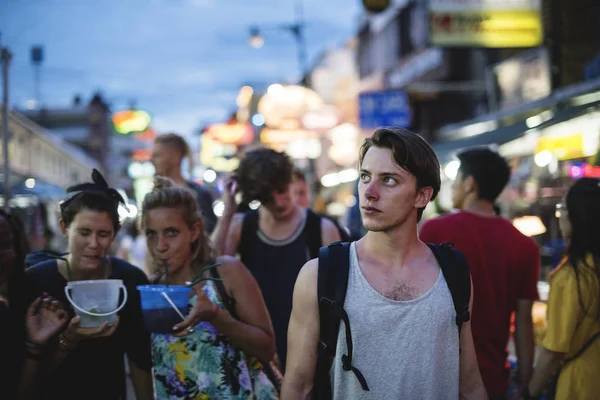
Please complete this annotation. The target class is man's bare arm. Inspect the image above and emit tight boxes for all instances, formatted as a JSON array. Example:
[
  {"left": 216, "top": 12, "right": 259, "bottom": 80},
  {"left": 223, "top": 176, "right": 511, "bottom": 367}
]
[
  {"left": 459, "top": 279, "right": 488, "bottom": 400},
  {"left": 281, "top": 259, "right": 320, "bottom": 400},
  {"left": 320, "top": 218, "right": 341, "bottom": 247}
]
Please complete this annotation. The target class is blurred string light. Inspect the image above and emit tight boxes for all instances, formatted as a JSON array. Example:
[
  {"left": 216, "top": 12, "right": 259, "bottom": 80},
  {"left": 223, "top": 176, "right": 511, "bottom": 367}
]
[
  {"left": 203, "top": 169, "right": 217, "bottom": 183},
  {"left": 249, "top": 200, "right": 261, "bottom": 210},
  {"left": 321, "top": 169, "right": 359, "bottom": 188},
  {"left": 444, "top": 160, "right": 460, "bottom": 180},
  {"left": 251, "top": 114, "right": 265, "bottom": 126},
  {"left": 534, "top": 150, "right": 553, "bottom": 167},
  {"left": 213, "top": 200, "right": 225, "bottom": 217},
  {"left": 25, "top": 178, "right": 36, "bottom": 189}
]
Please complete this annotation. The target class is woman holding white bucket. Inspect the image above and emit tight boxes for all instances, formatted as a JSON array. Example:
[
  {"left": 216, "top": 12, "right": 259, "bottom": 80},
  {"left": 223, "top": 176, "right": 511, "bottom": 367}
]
[
  {"left": 141, "top": 176, "right": 279, "bottom": 399},
  {"left": 22, "top": 170, "right": 154, "bottom": 400}
]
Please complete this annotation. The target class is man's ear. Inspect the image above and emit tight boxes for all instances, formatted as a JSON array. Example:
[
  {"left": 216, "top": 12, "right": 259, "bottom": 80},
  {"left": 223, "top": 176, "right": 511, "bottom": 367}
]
[
  {"left": 415, "top": 186, "right": 434, "bottom": 209},
  {"left": 59, "top": 219, "right": 68, "bottom": 236},
  {"left": 464, "top": 175, "right": 477, "bottom": 194}
]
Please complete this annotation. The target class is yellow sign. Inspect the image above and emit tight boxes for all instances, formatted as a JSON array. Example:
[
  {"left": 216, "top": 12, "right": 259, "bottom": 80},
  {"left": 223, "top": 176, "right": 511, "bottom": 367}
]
[
  {"left": 430, "top": 10, "right": 542, "bottom": 47},
  {"left": 536, "top": 134, "right": 585, "bottom": 161}
]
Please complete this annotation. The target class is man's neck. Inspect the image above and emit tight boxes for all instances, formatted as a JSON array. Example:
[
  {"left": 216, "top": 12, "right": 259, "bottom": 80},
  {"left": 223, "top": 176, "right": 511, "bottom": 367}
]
[
  {"left": 358, "top": 222, "right": 421, "bottom": 268},
  {"left": 462, "top": 198, "right": 496, "bottom": 217},
  {"left": 164, "top": 170, "right": 187, "bottom": 186},
  {"left": 260, "top": 205, "right": 303, "bottom": 227}
]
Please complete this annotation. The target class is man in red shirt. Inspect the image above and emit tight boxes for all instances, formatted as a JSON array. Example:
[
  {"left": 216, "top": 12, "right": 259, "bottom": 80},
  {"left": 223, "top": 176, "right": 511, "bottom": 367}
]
[{"left": 420, "top": 147, "right": 539, "bottom": 400}]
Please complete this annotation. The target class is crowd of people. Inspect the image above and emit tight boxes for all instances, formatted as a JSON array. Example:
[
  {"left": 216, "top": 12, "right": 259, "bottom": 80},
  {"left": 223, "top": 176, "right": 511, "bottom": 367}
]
[{"left": 0, "top": 128, "right": 599, "bottom": 400}]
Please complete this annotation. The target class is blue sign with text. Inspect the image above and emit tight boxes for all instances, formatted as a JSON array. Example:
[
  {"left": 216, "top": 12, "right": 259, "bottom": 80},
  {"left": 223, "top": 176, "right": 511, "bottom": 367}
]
[{"left": 359, "top": 90, "right": 411, "bottom": 129}]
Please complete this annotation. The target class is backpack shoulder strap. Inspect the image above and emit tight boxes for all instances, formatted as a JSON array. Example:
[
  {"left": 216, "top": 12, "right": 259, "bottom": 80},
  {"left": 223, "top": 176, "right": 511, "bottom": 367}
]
[
  {"left": 238, "top": 210, "right": 259, "bottom": 263},
  {"left": 427, "top": 243, "right": 471, "bottom": 336},
  {"left": 317, "top": 241, "right": 351, "bottom": 354},
  {"left": 315, "top": 241, "right": 369, "bottom": 395},
  {"left": 209, "top": 267, "right": 239, "bottom": 320},
  {"left": 305, "top": 209, "right": 322, "bottom": 259}
]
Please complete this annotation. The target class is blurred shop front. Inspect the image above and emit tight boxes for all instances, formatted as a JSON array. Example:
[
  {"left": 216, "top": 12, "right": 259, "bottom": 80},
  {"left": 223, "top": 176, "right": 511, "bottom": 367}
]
[{"left": 431, "top": 71, "right": 600, "bottom": 280}]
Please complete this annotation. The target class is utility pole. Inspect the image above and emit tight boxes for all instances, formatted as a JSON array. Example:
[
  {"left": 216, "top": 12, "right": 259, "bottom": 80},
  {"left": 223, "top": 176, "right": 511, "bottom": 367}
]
[{"left": 1, "top": 35, "right": 12, "bottom": 212}]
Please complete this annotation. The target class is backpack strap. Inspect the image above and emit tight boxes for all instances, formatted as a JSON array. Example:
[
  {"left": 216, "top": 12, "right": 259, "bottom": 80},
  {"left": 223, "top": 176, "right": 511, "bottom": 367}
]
[
  {"left": 305, "top": 209, "right": 322, "bottom": 259},
  {"left": 315, "top": 241, "right": 369, "bottom": 396},
  {"left": 238, "top": 210, "right": 259, "bottom": 264},
  {"left": 427, "top": 243, "right": 471, "bottom": 338}
]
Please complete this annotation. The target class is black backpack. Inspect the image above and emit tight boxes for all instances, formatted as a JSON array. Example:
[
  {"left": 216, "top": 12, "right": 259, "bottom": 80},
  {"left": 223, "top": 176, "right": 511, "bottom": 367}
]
[{"left": 313, "top": 241, "right": 471, "bottom": 399}]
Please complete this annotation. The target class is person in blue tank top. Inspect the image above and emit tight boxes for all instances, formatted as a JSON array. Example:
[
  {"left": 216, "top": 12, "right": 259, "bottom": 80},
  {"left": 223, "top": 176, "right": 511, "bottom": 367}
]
[{"left": 210, "top": 148, "right": 341, "bottom": 372}]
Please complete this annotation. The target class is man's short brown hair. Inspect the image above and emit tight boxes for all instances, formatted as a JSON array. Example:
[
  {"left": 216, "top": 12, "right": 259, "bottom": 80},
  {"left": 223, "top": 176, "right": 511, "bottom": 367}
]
[
  {"left": 236, "top": 147, "right": 294, "bottom": 204},
  {"left": 359, "top": 127, "right": 441, "bottom": 221}
]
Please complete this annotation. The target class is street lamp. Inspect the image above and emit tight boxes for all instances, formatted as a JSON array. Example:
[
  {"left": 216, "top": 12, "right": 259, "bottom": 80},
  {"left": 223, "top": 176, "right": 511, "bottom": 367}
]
[{"left": 247, "top": 1, "right": 309, "bottom": 85}]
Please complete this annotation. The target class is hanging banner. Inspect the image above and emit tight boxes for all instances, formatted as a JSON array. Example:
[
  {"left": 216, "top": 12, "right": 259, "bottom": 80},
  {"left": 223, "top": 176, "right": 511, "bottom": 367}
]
[{"left": 429, "top": 0, "right": 542, "bottom": 48}]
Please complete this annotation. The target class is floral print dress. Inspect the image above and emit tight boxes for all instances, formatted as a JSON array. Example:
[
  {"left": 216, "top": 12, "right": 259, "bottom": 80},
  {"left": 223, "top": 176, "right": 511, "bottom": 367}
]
[{"left": 151, "top": 281, "right": 279, "bottom": 400}]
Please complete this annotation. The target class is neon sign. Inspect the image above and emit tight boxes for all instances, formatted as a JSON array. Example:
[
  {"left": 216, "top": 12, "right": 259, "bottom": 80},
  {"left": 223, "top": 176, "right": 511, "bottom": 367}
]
[{"left": 112, "top": 110, "right": 152, "bottom": 135}]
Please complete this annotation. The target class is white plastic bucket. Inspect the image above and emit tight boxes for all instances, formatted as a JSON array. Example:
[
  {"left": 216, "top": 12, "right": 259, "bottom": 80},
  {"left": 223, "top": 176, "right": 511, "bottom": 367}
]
[{"left": 65, "top": 279, "right": 128, "bottom": 328}]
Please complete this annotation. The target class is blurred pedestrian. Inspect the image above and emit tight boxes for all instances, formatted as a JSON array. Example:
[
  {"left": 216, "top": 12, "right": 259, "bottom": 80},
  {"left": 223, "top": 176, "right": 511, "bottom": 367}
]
[
  {"left": 118, "top": 220, "right": 148, "bottom": 276},
  {"left": 522, "top": 178, "right": 600, "bottom": 400},
  {"left": 292, "top": 168, "right": 351, "bottom": 242},
  {"left": 151, "top": 133, "right": 217, "bottom": 234},
  {"left": 212, "top": 148, "right": 341, "bottom": 371},
  {"left": 0, "top": 210, "right": 70, "bottom": 400},
  {"left": 420, "top": 148, "right": 540, "bottom": 400},
  {"left": 282, "top": 128, "right": 486, "bottom": 399},
  {"left": 22, "top": 169, "right": 153, "bottom": 400},
  {"left": 142, "top": 176, "right": 279, "bottom": 399}
]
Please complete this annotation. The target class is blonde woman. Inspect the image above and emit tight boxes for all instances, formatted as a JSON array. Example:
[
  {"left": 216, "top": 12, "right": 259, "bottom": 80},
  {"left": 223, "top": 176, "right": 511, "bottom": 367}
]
[{"left": 142, "top": 177, "right": 278, "bottom": 399}]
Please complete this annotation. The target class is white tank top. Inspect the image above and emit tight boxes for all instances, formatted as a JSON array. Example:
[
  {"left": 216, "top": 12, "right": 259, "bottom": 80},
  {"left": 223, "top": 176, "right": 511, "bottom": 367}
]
[{"left": 330, "top": 242, "right": 460, "bottom": 399}]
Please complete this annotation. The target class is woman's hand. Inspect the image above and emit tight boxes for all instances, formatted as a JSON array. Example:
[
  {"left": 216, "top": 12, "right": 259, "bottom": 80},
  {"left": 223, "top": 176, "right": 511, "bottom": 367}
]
[
  {"left": 61, "top": 315, "right": 120, "bottom": 346},
  {"left": 25, "top": 295, "right": 69, "bottom": 345},
  {"left": 172, "top": 286, "right": 219, "bottom": 336}
]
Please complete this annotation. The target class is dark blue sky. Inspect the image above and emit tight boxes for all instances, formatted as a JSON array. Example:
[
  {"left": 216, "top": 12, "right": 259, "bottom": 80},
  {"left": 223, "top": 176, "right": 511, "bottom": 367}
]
[{"left": 1, "top": 0, "right": 360, "bottom": 135}]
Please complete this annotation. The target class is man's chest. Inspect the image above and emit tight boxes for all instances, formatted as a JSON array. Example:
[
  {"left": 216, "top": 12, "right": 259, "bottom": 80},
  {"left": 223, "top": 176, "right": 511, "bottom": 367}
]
[{"left": 361, "top": 265, "right": 440, "bottom": 301}]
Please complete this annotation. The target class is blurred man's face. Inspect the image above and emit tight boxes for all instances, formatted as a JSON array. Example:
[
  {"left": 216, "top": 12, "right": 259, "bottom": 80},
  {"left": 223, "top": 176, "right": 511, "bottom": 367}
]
[
  {"left": 292, "top": 178, "right": 310, "bottom": 208},
  {"left": 263, "top": 184, "right": 296, "bottom": 220},
  {"left": 151, "top": 143, "right": 180, "bottom": 177},
  {"left": 451, "top": 171, "right": 472, "bottom": 210}
]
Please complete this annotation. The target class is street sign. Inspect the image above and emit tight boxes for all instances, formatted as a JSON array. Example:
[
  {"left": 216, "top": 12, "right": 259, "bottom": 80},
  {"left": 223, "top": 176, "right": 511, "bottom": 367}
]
[{"left": 359, "top": 90, "right": 411, "bottom": 129}]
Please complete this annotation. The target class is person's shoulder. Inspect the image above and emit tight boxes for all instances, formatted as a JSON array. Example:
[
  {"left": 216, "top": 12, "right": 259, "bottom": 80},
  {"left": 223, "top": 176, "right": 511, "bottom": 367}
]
[
  {"left": 25, "top": 259, "right": 58, "bottom": 279},
  {"left": 423, "top": 212, "right": 465, "bottom": 227},
  {"left": 110, "top": 257, "right": 149, "bottom": 284},
  {"left": 186, "top": 181, "right": 212, "bottom": 196}
]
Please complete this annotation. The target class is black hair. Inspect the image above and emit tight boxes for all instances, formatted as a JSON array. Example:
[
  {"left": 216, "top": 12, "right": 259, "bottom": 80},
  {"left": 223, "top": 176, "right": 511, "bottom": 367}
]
[
  {"left": 564, "top": 178, "right": 600, "bottom": 319},
  {"left": 457, "top": 147, "right": 510, "bottom": 202},
  {"left": 59, "top": 169, "right": 124, "bottom": 232}
]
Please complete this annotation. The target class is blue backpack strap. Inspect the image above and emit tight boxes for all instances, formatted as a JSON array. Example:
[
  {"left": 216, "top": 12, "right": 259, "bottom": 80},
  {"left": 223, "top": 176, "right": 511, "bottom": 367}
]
[
  {"left": 315, "top": 241, "right": 369, "bottom": 397},
  {"left": 427, "top": 243, "right": 471, "bottom": 337}
]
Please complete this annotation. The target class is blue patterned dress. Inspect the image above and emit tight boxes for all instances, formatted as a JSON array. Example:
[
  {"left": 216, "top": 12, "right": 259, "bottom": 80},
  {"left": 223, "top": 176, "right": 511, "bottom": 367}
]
[{"left": 151, "top": 281, "right": 279, "bottom": 399}]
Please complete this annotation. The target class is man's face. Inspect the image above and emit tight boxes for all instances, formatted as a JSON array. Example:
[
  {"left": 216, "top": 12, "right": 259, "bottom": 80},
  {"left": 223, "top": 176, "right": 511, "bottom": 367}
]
[
  {"left": 358, "top": 146, "right": 431, "bottom": 232},
  {"left": 263, "top": 184, "right": 296, "bottom": 220},
  {"left": 292, "top": 179, "right": 310, "bottom": 208},
  {"left": 151, "top": 143, "right": 179, "bottom": 177}
]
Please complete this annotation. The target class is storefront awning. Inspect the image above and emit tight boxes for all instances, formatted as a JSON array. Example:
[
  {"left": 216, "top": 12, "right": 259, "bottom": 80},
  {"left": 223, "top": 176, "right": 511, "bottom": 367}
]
[{"left": 433, "top": 77, "right": 600, "bottom": 165}]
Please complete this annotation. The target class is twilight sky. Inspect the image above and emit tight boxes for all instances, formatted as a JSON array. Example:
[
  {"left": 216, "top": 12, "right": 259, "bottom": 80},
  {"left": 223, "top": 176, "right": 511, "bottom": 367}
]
[{"left": 1, "top": 0, "right": 361, "bottom": 135}]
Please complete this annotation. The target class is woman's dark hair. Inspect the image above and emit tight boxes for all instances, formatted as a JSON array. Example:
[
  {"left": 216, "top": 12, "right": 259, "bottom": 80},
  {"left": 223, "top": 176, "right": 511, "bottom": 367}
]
[
  {"left": 564, "top": 178, "right": 600, "bottom": 318},
  {"left": 0, "top": 210, "right": 30, "bottom": 282},
  {"left": 60, "top": 169, "right": 124, "bottom": 232}
]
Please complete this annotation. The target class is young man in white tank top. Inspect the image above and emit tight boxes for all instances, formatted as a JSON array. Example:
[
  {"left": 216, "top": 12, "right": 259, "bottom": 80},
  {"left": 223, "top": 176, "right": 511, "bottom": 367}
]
[{"left": 282, "top": 128, "right": 487, "bottom": 399}]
